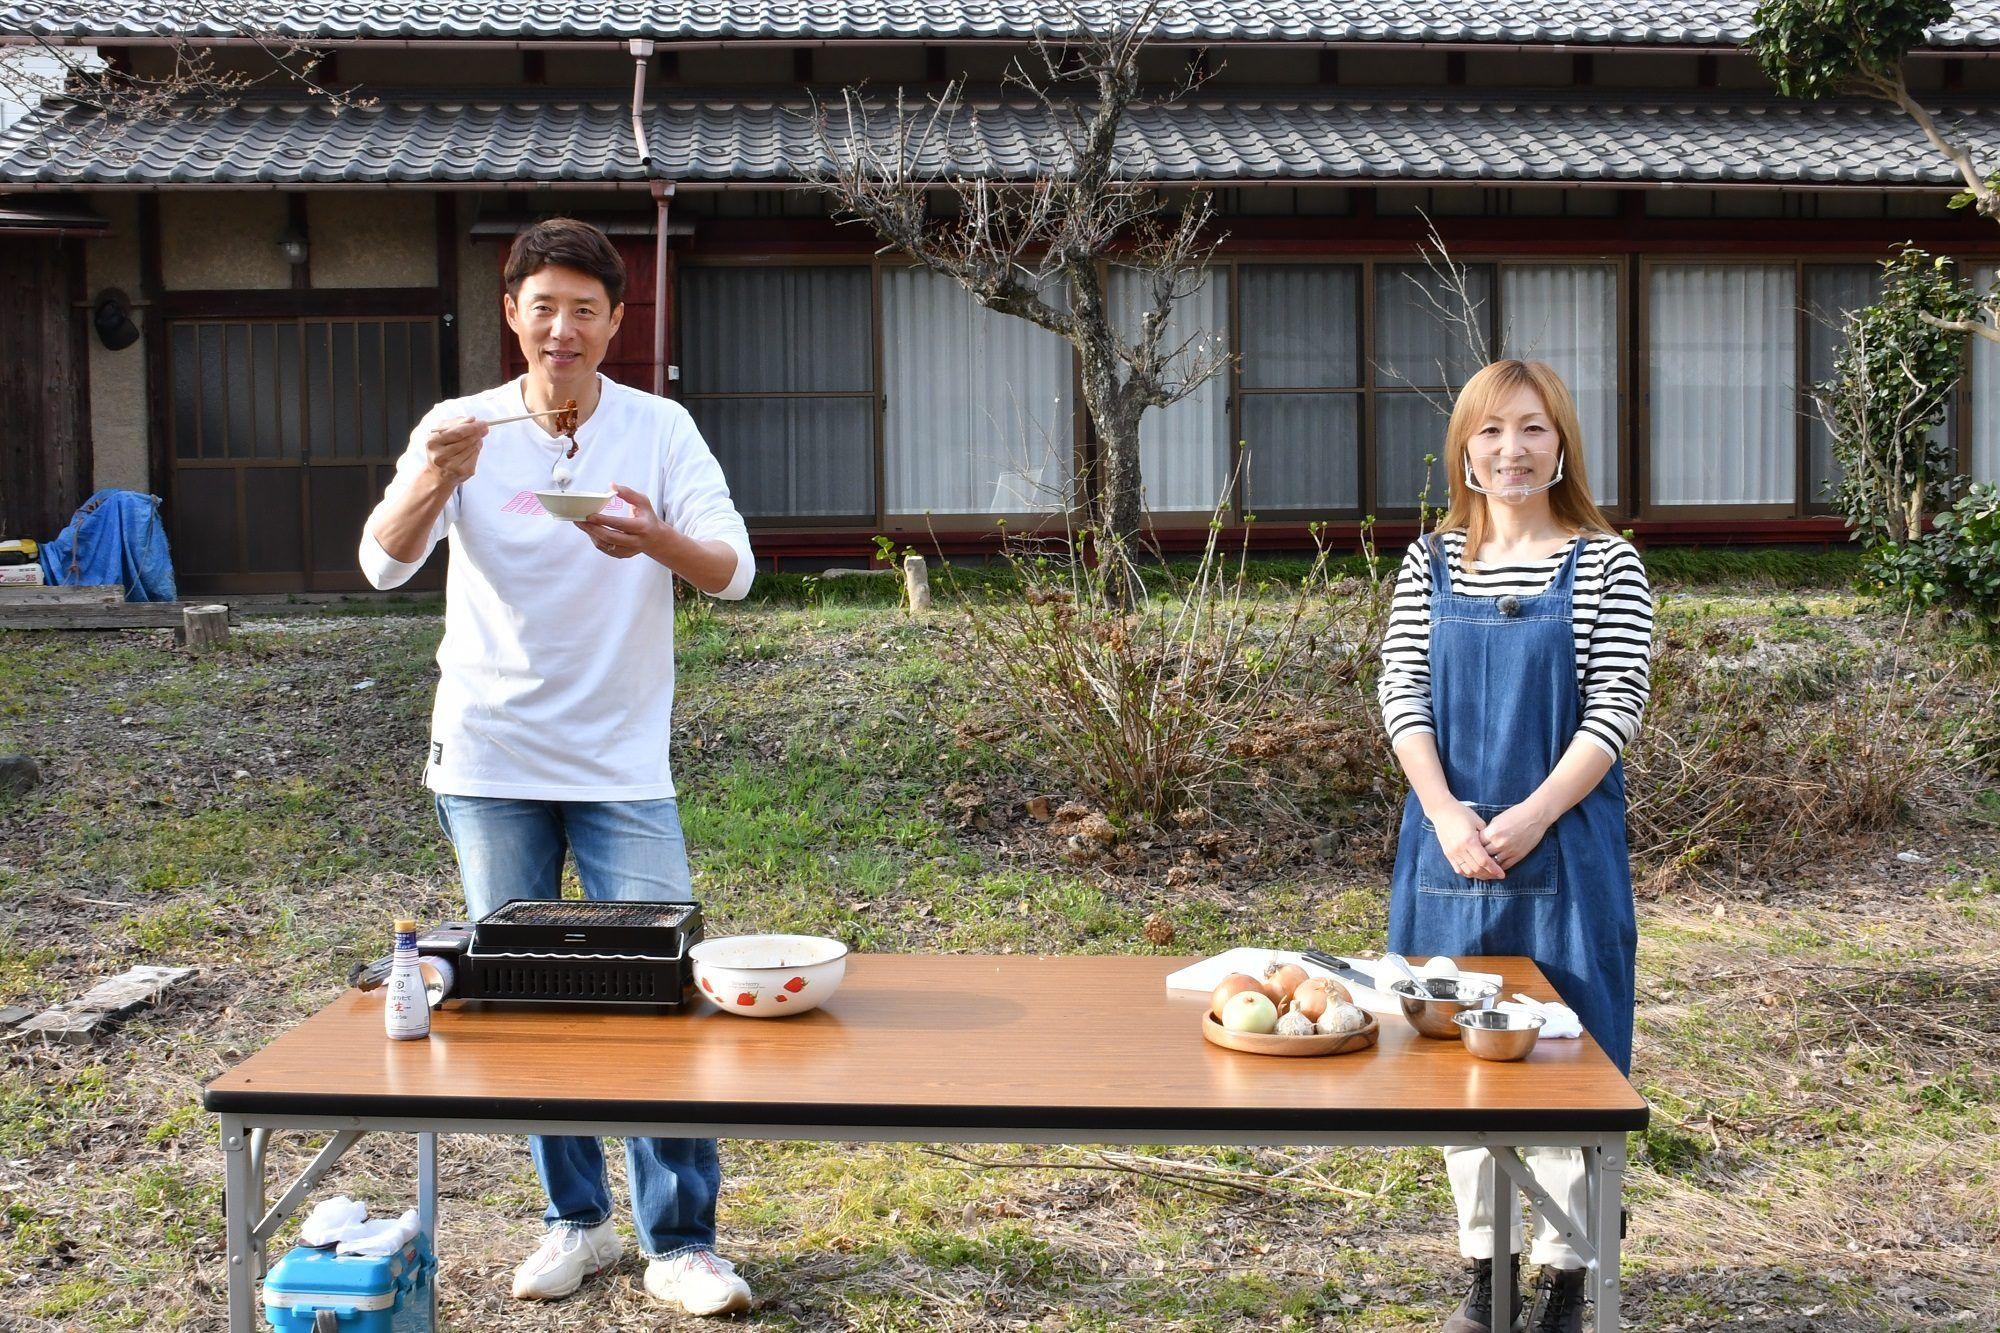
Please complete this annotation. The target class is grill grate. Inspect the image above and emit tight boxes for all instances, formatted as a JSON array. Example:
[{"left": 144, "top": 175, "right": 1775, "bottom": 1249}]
[{"left": 481, "top": 900, "right": 696, "bottom": 930}]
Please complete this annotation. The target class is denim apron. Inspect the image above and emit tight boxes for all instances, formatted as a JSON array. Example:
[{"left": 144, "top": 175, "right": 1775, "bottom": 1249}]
[{"left": 1387, "top": 535, "right": 1637, "bottom": 1074}]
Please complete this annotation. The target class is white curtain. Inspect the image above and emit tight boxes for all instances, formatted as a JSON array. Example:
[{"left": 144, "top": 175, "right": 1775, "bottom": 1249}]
[
  {"left": 1975, "top": 266, "right": 2000, "bottom": 483},
  {"left": 1106, "top": 265, "right": 1230, "bottom": 513},
  {"left": 1500, "top": 264, "right": 1620, "bottom": 507},
  {"left": 1647, "top": 264, "right": 1798, "bottom": 506},
  {"left": 882, "top": 267, "right": 1074, "bottom": 514}
]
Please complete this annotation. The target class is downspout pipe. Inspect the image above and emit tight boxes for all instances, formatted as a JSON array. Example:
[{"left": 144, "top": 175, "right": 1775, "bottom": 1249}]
[
  {"left": 652, "top": 179, "right": 674, "bottom": 399},
  {"left": 629, "top": 39, "right": 653, "bottom": 168},
  {"left": 628, "top": 39, "right": 675, "bottom": 398}
]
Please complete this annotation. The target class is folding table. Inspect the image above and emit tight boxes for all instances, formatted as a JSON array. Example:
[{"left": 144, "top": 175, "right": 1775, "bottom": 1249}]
[{"left": 207, "top": 954, "right": 1648, "bottom": 1330}]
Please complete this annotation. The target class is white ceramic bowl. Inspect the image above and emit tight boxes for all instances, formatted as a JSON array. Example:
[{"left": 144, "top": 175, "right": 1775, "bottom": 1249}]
[
  {"left": 534, "top": 489, "right": 614, "bottom": 522},
  {"left": 690, "top": 934, "right": 848, "bottom": 1017}
]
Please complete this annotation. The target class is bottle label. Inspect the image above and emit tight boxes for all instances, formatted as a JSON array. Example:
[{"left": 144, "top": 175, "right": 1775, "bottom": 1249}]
[{"left": 386, "top": 928, "right": 430, "bottom": 1040}]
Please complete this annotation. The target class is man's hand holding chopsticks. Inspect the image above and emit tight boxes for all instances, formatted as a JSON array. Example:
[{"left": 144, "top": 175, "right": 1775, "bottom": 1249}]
[{"left": 422, "top": 416, "right": 488, "bottom": 486}]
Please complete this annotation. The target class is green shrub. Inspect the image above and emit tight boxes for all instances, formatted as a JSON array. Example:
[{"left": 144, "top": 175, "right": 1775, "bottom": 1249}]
[{"left": 1919, "top": 482, "right": 2000, "bottom": 638}]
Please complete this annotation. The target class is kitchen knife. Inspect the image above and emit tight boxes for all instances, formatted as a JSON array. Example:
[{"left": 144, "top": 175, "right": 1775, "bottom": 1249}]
[{"left": 1301, "top": 949, "right": 1380, "bottom": 992}]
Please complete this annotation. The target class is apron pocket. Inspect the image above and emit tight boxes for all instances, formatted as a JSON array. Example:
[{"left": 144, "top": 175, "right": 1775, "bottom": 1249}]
[{"left": 1417, "top": 803, "right": 1559, "bottom": 897}]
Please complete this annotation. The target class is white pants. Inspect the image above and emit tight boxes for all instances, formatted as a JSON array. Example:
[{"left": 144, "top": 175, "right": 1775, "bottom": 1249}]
[{"left": 1444, "top": 1146, "right": 1588, "bottom": 1269}]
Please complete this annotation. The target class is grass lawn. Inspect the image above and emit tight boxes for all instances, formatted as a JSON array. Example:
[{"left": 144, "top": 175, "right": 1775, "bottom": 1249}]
[{"left": 0, "top": 571, "right": 1994, "bottom": 1331}]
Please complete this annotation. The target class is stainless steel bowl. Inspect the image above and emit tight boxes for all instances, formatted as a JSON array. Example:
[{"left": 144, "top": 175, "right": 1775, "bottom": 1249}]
[
  {"left": 1389, "top": 977, "right": 1498, "bottom": 1038},
  {"left": 1455, "top": 1007, "right": 1545, "bottom": 1061}
]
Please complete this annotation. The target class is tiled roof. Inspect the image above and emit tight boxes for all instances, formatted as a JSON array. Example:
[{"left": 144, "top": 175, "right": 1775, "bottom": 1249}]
[
  {"left": 2, "top": 91, "right": 1995, "bottom": 187},
  {"left": 2, "top": 0, "right": 1998, "bottom": 47}
]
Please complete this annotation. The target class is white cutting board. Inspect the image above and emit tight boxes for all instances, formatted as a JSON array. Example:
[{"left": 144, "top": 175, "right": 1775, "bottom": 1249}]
[{"left": 1163, "top": 948, "right": 1502, "bottom": 1017}]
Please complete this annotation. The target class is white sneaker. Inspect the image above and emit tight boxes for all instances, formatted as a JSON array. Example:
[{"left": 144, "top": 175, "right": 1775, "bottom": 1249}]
[
  {"left": 509, "top": 1220, "right": 624, "bottom": 1300},
  {"left": 644, "top": 1248, "right": 753, "bottom": 1316}
]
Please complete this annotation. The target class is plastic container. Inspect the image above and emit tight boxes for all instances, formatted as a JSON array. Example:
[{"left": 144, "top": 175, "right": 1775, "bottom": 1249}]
[{"left": 262, "top": 1232, "right": 435, "bottom": 1333}]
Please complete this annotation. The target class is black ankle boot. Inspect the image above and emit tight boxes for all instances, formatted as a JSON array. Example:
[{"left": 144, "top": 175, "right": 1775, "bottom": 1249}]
[
  {"left": 1442, "top": 1255, "right": 1524, "bottom": 1333},
  {"left": 1527, "top": 1265, "right": 1588, "bottom": 1333}
]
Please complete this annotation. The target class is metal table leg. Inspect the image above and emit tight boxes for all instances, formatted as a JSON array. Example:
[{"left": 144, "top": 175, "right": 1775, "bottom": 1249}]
[
  {"left": 1487, "top": 1151, "right": 1518, "bottom": 1328},
  {"left": 1591, "top": 1137, "right": 1626, "bottom": 1332},
  {"left": 221, "top": 1115, "right": 259, "bottom": 1333},
  {"left": 1492, "top": 1146, "right": 1598, "bottom": 1272},
  {"left": 418, "top": 1132, "right": 440, "bottom": 1328}
]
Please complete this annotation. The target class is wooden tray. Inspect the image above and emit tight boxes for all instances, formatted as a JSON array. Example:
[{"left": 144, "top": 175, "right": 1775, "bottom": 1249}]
[{"left": 1201, "top": 1010, "right": 1378, "bottom": 1057}]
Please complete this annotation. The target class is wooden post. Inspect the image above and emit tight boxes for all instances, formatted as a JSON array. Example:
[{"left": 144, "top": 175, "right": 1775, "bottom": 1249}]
[
  {"left": 902, "top": 553, "right": 932, "bottom": 615},
  {"left": 182, "top": 603, "right": 230, "bottom": 654}
]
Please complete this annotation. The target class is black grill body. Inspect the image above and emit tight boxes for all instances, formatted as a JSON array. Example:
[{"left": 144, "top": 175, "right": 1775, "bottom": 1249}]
[{"left": 458, "top": 899, "right": 702, "bottom": 1014}]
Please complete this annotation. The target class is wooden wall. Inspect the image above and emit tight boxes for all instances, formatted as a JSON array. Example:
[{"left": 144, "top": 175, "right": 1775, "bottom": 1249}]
[{"left": 0, "top": 236, "right": 89, "bottom": 542}]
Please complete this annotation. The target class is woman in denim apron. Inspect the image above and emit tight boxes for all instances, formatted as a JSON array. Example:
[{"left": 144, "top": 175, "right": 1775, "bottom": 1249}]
[{"left": 1380, "top": 361, "right": 1650, "bottom": 1333}]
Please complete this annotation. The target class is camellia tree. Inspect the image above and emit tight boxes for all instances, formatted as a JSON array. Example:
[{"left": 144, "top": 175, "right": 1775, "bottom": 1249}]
[
  {"left": 1750, "top": 0, "right": 1999, "bottom": 345},
  {"left": 1755, "top": 0, "right": 2000, "bottom": 630},
  {"left": 1814, "top": 247, "right": 1978, "bottom": 551}
]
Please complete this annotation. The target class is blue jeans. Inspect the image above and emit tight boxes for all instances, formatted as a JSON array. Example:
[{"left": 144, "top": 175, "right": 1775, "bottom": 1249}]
[{"left": 435, "top": 794, "right": 721, "bottom": 1259}]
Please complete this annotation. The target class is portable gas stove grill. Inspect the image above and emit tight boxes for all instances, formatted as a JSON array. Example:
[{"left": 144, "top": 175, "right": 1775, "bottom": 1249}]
[{"left": 453, "top": 899, "right": 704, "bottom": 1013}]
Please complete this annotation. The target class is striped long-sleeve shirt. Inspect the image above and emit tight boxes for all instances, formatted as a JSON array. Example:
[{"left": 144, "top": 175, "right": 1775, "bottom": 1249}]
[{"left": 1376, "top": 531, "right": 1655, "bottom": 759}]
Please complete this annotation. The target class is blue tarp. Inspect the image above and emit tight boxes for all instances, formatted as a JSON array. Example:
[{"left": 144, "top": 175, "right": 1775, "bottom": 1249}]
[{"left": 38, "top": 490, "right": 178, "bottom": 602}]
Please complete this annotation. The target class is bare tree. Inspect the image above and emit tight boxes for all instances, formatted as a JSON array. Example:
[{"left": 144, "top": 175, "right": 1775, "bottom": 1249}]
[
  {"left": 804, "top": 0, "right": 1230, "bottom": 589},
  {"left": 0, "top": 12, "right": 356, "bottom": 139}
]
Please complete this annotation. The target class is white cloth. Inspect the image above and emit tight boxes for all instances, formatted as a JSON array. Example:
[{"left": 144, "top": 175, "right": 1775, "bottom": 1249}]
[
  {"left": 336, "top": 1209, "right": 421, "bottom": 1258},
  {"left": 1445, "top": 1146, "right": 1589, "bottom": 1269},
  {"left": 299, "top": 1195, "right": 371, "bottom": 1248},
  {"left": 1496, "top": 997, "right": 1584, "bottom": 1039},
  {"left": 359, "top": 374, "right": 755, "bottom": 801}
]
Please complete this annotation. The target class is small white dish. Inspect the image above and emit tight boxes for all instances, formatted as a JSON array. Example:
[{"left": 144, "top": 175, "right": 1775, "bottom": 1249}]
[
  {"left": 690, "top": 934, "right": 848, "bottom": 1017},
  {"left": 533, "top": 489, "right": 614, "bottom": 521}
]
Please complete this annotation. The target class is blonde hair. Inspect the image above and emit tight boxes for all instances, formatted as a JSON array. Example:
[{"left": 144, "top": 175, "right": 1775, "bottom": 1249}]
[{"left": 1434, "top": 359, "right": 1615, "bottom": 558}]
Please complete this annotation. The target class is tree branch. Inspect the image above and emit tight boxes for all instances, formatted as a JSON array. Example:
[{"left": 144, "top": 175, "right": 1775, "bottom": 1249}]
[
  {"left": 1863, "top": 66, "right": 2000, "bottom": 223},
  {"left": 1917, "top": 307, "right": 2000, "bottom": 344}
]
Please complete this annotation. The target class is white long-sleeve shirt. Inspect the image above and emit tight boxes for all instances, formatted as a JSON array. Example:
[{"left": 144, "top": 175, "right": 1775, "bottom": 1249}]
[
  {"left": 1376, "top": 531, "right": 1654, "bottom": 760},
  {"left": 360, "top": 374, "right": 754, "bottom": 800}
]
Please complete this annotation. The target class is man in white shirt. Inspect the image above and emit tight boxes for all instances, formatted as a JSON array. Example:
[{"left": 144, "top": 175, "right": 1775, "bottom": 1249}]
[{"left": 359, "top": 218, "right": 755, "bottom": 1317}]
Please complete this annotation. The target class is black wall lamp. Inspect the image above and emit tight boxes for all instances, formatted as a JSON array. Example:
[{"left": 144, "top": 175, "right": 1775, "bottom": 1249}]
[{"left": 278, "top": 222, "right": 309, "bottom": 267}]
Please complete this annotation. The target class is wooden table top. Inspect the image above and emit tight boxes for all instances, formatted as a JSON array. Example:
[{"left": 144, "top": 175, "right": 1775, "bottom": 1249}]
[{"left": 204, "top": 955, "right": 1649, "bottom": 1133}]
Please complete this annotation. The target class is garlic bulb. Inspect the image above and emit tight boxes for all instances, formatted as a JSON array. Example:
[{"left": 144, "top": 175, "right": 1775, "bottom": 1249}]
[
  {"left": 1317, "top": 1002, "right": 1369, "bottom": 1035},
  {"left": 1276, "top": 1010, "right": 1318, "bottom": 1037}
]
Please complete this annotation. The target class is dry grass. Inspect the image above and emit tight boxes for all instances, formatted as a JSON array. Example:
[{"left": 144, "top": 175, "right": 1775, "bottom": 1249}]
[
  {"left": 947, "top": 534, "right": 1391, "bottom": 828},
  {"left": 1624, "top": 625, "right": 1983, "bottom": 895}
]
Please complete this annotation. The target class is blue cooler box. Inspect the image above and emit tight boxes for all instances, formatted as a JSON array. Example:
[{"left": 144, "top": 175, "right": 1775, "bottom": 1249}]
[{"left": 262, "top": 1233, "right": 435, "bottom": 1333}]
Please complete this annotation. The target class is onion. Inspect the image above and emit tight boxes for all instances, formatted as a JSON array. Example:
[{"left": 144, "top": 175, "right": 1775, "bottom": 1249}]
[
  {"left": 1262, "top": 962, "right": 1308, "bottom": 1004},
  {"left": 1210, "top": 973, "right": 1265, "bottom": 1019},
  {"left": 1289, "top": 976, "right": 1350, "bottom": 1022}
]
